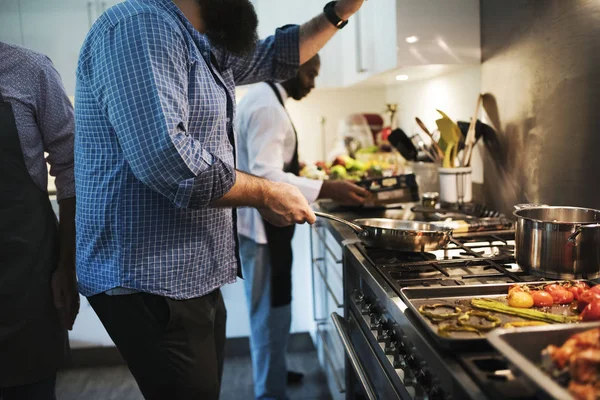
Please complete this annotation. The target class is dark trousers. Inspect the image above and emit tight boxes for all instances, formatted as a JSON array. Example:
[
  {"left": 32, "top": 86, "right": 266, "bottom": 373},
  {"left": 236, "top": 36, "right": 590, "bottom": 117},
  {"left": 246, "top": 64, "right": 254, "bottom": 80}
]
[
  {"left": 0, "top": 375, "right": 56, "bottom": 400},
  {"left": 88, "top": 290, "right": 227, "bottom": 400}
]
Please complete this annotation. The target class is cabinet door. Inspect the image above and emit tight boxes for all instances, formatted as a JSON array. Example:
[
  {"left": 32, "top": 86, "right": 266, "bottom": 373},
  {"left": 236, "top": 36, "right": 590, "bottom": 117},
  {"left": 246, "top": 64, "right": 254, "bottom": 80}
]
[
  {"left": 19, "top": 0, "right": 96, "bottom": 95},
  {"left": 395, "top": 0, "right": 480, "bottom": 66},
  {"left": 0, "top": 0, "right": 23, "bottom": 46}
]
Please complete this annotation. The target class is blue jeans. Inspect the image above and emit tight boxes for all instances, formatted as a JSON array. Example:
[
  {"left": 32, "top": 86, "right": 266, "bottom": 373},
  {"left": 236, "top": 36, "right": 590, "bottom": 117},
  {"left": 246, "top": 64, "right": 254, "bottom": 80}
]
[{"left": 240, "top": 236, "right": 291, "bottom": 400}]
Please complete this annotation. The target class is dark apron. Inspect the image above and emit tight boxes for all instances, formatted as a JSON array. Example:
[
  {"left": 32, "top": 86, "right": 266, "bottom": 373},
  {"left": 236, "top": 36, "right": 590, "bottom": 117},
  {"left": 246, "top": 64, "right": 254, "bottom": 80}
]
[
  {"left": 263, "top": 82, "right": 300, "bottom": 308},
  {"left": 0, "top": 89, "right": 67, "bottom": 387}
]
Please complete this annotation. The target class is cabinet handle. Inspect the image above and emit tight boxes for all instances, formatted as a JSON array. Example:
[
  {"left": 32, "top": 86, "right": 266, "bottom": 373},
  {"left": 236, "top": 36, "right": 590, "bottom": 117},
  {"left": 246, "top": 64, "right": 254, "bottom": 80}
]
[
  {"left": 355, "top": 10, "right": 367, "bottom": 73},
  {"left": 317, "top": 325, "right": 346, "bottom": 394},
  {"left": 87, "top": 1, "right": 94, "bottom": 28},
  {"left": 314, "top": 260, "right": 343, "bottom": 309},
  {"left": 332, "top": 313, "right": 377, "bottom": 400}
]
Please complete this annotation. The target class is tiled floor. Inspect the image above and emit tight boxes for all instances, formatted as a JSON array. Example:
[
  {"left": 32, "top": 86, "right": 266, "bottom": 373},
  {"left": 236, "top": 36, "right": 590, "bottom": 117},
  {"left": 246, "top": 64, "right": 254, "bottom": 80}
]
[{"left": 56, "top": 351, "right": 332, "bottom": 400}]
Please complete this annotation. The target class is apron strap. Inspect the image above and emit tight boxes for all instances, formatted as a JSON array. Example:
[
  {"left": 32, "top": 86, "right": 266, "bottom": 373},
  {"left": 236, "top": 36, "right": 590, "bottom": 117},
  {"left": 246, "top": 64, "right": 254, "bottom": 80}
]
[{"left": 265, "top": 82, "right": 300, "bottom": 176}]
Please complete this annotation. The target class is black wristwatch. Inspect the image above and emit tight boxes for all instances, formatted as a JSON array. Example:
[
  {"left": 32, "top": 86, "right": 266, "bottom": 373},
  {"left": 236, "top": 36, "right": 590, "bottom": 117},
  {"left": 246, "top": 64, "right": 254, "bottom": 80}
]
[{"left": 324, "top": 1, "right": 348, "bottom": 29}]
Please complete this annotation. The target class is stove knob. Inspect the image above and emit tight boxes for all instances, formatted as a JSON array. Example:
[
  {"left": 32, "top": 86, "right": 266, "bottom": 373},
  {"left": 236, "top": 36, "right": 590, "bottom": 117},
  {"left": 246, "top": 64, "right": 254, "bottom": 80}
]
[
  {"left": 393, "top": 354, "right": 407, "bottom": 369},
  {"left": 354, "top": 291, "right": 365, "bottom": 302},
  {"left": 361, "top": 302, "right": 373, "bottom": 315},
  {"left": 369, "top": 313, "right": 383, "bottom": 330},
  {"left": 385, "top": 340, "right": 399, "bottom": 356},
  {"left": 378, "top": 329, "right": 391, "bottom": 343}
]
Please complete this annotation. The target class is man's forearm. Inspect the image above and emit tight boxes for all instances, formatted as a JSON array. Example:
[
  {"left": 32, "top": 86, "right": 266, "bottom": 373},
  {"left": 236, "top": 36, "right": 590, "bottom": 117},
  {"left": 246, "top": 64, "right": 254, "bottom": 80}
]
[
  {"left": 58, "top": 197, "right": 76, "bottom": 270},
  {"left": 211, "top": 170, "right": 268, "bottom": 208},
  {"left": 299, "top": 0, "right": 364, "bottom": 64}
]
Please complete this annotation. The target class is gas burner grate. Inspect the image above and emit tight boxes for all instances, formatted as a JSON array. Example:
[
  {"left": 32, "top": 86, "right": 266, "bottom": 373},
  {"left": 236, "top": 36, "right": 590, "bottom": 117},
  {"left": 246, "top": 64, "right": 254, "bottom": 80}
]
[{"left": 357, "top": 230, "right": 528, "bottom": 294}]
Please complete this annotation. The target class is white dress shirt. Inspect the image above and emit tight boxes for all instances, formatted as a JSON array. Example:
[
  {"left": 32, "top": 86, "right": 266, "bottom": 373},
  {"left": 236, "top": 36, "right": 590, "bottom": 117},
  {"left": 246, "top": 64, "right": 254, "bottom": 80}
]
[{"left": 236, "top": 82, "right": 323, "bottom": 244}]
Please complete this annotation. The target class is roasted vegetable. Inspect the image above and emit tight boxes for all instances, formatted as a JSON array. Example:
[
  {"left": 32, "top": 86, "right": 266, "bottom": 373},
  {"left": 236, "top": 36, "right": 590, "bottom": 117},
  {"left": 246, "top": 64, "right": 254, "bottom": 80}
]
[
  {"left": 580, "top": 300, "right": 600, "bottom": 322},
  {"left": 531, "top": 290, "right": 554, "bottom": 307},
  {"left": 508, "top": 291, "right": 534, "bottom": 308},
  {"left": 438, "top": 323, "right": 482, "bottom": 338},
  {"left": 578, "top": 291, "right": 600, "bottom": 313},
  {"left": 471, "top": 298, "right": 579, "bottom": 324},
  {"left": 419, "top": 304, "right": 462, "bottom": 321},
  {"left": 550, "top": 288, "right": 575, "bottom": 305},
  {"left": 457, "top": 311, "right": 501, "bottom": 330},
  {"left": 503, "top": 321, "right": 548, "bottom": 329}
]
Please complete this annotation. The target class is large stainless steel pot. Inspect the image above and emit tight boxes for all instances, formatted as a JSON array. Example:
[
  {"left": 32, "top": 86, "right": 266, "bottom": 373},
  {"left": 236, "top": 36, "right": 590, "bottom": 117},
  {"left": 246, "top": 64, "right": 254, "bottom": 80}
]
[{"left": 513, "top": 205, "right": 600, "bottom": 279}]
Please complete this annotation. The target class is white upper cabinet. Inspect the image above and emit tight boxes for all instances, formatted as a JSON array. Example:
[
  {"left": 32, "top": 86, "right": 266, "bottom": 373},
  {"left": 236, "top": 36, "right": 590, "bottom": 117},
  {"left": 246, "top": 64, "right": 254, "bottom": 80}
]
[
  {"left": 394, "top": 0, "right": 480, "bottom": 67},
  {"left": 253, "top": 0, "right": 480, "bottom": 88}
]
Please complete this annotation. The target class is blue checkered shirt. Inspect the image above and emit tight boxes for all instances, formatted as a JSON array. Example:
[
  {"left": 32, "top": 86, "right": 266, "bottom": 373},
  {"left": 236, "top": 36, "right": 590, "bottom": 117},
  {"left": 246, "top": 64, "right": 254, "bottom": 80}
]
[{"left": 74, "top": 0, "right": 299, "bottom": 299}]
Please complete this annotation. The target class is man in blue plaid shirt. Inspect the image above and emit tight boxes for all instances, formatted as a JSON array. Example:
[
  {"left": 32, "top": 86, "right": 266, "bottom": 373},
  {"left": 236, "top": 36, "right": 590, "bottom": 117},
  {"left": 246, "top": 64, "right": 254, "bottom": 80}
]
[{"left": 75, "top": 0, "right": 365, "bottom": 398}]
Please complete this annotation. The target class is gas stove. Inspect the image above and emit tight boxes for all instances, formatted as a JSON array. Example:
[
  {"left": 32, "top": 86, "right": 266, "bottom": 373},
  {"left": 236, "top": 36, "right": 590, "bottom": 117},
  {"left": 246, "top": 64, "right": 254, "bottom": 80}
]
[
  {"left": 340, "top": 229, "right": 543, "bottom": 400},
  {"left": 357, "top": 231, "right": 538, "bottom": 292}
]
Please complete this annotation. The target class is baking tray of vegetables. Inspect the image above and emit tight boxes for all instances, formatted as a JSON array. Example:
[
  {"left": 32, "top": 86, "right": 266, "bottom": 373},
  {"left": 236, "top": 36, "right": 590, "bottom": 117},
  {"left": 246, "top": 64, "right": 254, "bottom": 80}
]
[
  {"left": 488, "top": 323, "right": 600, "bottom": 400},
  {"left": 400, "top": 281, "right": 599, "bottom": 350}
]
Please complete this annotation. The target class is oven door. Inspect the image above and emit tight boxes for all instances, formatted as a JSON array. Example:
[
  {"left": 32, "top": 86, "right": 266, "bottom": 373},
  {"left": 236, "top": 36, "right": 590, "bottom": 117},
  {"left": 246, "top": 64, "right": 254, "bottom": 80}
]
[{"left": 331, "top": 312, "right": 403, "bottom": 400}]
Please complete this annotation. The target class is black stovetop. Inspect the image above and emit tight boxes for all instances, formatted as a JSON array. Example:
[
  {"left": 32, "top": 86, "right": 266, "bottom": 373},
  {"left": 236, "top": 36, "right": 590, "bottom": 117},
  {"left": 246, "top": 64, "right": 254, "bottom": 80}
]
[{"left": 357, "top": 230, "right": 540, "bottom": 297}]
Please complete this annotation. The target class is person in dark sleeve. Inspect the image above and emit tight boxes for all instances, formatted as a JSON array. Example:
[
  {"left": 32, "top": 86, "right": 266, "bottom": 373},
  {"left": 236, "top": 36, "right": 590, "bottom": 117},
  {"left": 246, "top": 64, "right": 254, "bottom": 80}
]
[
  {"left": 75, "top": 0, "right": 365, "bottom": 398},
  {"left": 0, "top": 42, "right": 79, "bottom": 400},
  {"left": 236, "top": 54, "right": 369, "bottom": 399}
]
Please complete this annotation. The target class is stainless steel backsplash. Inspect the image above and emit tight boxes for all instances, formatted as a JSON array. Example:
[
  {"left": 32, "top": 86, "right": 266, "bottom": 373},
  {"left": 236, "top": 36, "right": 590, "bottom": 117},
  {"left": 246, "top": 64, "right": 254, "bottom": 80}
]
[{"left": 480, "top": 0, "right": 600, "bottom": 215}]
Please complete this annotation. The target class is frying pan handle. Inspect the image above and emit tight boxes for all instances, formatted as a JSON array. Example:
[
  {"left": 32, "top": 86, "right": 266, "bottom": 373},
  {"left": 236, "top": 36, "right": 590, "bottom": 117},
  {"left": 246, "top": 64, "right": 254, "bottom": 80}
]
[{"left": 314, "top": 211, "right": 364, "bottom": 234}]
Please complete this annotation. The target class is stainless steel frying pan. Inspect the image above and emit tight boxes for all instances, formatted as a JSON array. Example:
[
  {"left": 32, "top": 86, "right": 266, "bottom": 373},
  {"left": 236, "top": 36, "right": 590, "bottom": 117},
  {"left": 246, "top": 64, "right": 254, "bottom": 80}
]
[{"left": 314, "top": 211, "right": 452, "bottom": 252}]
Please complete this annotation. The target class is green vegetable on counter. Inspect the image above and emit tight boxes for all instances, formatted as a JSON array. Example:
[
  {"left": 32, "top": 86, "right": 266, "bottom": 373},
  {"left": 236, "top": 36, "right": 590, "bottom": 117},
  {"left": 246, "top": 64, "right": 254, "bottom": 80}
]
[
  {"left": 356, "top": 145, "right": 379, "bottom": 154},
  {"left": 329, "top": 165, "right": 347, "bottom": 179},
  {"left": 470, "top": 298, "right": 579, "bottom": 324}
]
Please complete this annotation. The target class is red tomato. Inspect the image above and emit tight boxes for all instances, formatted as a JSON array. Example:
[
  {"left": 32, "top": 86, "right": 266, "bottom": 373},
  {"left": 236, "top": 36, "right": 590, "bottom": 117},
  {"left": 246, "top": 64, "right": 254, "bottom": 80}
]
[
  {"left": 530, "top": 290, "right": 554, "bottom": 307},
  {"left": 589, "top": 285, "right": 600, "bottom": 295},
  {"left": 572, "top": 282, "right": 590, "bottom": 290},
  {"left": 544, "top": 284, "right": 563, "bottom": 293},
  {"left": 550, "top": 289, "right": 574, "bottom": 304},
  {"left": 580, "top": 300, "right": 600, "bottom": 321},
  {"left": 577, "top": 291, "right": 600, "bottom": 313},
  {"left": 567, "top": 286, "right": 585, "bottom": 300}
]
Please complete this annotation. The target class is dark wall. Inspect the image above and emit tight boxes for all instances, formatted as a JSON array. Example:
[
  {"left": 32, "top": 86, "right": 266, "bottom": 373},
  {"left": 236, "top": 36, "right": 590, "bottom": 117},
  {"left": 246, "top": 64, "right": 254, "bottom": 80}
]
[{"left": 480, "top": 0, "right": 600, "bottom": 214}]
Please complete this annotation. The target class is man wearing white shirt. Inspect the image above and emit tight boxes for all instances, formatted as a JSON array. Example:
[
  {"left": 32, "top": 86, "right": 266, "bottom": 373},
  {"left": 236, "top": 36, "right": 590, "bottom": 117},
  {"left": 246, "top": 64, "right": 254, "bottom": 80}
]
[{"left": 236, "top": 54, "right": 369, "bottom": 400}]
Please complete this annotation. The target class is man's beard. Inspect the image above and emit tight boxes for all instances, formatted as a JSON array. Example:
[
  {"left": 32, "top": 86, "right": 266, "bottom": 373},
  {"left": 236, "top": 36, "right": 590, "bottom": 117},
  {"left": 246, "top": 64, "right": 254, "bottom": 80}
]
[{"left": 197, "top": 0, "right": 259, "bottom": 56}]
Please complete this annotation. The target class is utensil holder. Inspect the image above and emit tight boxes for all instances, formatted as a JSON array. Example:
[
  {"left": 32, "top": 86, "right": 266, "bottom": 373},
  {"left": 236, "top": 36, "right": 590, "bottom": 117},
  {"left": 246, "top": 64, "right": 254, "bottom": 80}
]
[{"left": 438, "top": 167, "right": 472, "bottom": 204}]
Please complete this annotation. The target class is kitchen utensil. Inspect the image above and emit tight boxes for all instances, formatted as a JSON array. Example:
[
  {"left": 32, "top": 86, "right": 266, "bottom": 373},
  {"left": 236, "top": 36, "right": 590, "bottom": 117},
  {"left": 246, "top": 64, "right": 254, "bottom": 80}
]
[
  {"left": 435, "top": 110, "right": 463, "bottom": 168},
  {"left": 414, "top": 138, "right": 439, "bottom": 162},
  {"left": 313, "top": 211, "right": 452, "bottom": 251},
  {"left": 388, "top": 128, "right": 418, "bottom": 161},
  {"left": 457, "top": 120, "right": 495, "bottom": 150},
  {"left": 462, "top": 94, "right": 483, "bottom": 166},
  {"left": 400, "top": 281, "right": 589, "bottom": 351},
  {"left": 488, "top": 322, "right": 600, "bottom": 400},
  {"left": 438, "top": 167, "right": 472, "bottom": 204},
  {"left": 514, "top": 204, "right": 600, "bottom": 279},
  {"left": 415, "top": 117, "right": 445, "bottom": 159}
]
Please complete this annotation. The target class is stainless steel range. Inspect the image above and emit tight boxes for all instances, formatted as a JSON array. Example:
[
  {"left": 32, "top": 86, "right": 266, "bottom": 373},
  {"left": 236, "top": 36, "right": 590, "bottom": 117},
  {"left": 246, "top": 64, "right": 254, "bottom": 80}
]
[{"left": 334, "top": 230, "right": 545, "bottom": 400}]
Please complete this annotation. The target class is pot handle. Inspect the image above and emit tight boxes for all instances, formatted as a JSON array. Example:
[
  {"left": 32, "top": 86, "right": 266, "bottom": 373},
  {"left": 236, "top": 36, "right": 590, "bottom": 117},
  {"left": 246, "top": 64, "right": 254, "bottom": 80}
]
[
  {"left": 314, "top": 211, "right": 364, "bottom": 234},
  {"left": 514, "top": 203, "right": 549, "bottom": 210},
  {"left": 567, "top": 223, "right": 600, "bottom": 244}
]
